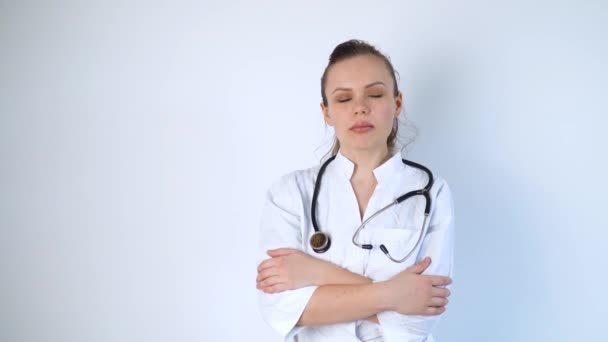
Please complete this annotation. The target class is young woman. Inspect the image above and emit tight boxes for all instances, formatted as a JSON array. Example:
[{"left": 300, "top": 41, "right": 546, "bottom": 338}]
[{"left": 256, "top": 40, "right": 455, "bottom": 342}]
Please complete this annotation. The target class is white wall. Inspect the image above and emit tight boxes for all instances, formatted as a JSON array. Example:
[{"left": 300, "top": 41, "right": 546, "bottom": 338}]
[{"left": 1, "top": 1, "right": 606, "bottom": 341}]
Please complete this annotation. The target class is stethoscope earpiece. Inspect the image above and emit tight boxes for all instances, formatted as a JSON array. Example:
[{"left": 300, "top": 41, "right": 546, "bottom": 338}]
[
  {"left": 379, "top": 244, "right": 388, "bottom": 254},
  {"left": 310, "top": 232, "right": 331, "bottom": 253}
]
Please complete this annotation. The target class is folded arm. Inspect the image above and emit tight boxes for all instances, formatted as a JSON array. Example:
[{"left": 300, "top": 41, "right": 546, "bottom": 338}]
[
  {"left": 257, "top": 248, "right": 379, "bottom": 323},
  {"left": 257, "top": 248, "right": 450, "bottom": 326}
]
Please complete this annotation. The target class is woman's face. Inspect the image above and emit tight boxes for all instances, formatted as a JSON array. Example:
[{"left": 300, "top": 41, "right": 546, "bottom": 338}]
[{"left": 321, "top": 54, "right": 402, "bottom": 154}]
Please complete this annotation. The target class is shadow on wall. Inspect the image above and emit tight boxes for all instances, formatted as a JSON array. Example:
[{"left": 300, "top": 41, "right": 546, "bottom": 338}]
[
  {"left": 402, "top": 51, "right": 559, "bottom": 341},
  {"left": 436, "top": 153, "right": 556, "bottom": 341}
]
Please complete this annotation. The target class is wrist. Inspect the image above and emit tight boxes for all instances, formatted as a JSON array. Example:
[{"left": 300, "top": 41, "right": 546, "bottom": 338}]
[
  {"left": 372, "top": 280, "right": 394, "bottom": 311},
  {"left": 314, "top": 259, "right": 333, "bottom": 285}
]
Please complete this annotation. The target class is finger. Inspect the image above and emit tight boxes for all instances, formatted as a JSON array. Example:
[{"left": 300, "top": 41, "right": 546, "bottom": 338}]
[
  {"left": 424, "top": 306, "right": 446, "bottom": 316},
  {"left": 264, "top": 283, "right": 288, "bottom": 294},
  {"left": 256, "top": 268, "right": 275, "bottom": 282},
  {"left": 267, "top": 248, "right": 296, "bottom": 257},
  {"left": 260, "top": 282, "right": 287, "bottom": 294},
  {"left": 256, "top": 268, "right": 277, "bottom": 283},
  {"left": 431, "top": 287, "right": 451, "bottom": 298},
  {"left": 429, "top": 276, "right": 452, "bottom": 286},
  {"left": 256, "top": 275, "right": 282, "bottom": 289},
  {"left": 405, "top": 256, "right": 431, "bottom": 274},
  {"left": 257, "top": 258, "right": 277, "bottom": 272},
  {"left": 429, "top": 297, "right": 449, "bottom": 307}
]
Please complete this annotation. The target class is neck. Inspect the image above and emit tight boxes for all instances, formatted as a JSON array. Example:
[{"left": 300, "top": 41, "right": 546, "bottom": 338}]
[{"left": 340, "top": 146, "right": 392, "bottom": 181}]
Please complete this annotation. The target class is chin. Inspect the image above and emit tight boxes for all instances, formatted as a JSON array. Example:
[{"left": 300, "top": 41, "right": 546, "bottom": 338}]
[{"left": 342, "top": 140, "right": 386, "bottom": 152}]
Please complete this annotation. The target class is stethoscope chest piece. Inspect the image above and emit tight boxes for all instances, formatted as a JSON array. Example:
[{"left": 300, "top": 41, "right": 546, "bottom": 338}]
[{"left": 310, "top": 231, "right": 331, "bottom": 253}]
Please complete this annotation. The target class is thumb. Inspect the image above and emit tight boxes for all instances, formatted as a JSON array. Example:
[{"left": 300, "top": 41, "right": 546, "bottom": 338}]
[
  {"left": 406, "top": 256, "right": 431, "bottom": 274},
  {"left": 267, "top": 248, "right": 296, "bottom": 257}
]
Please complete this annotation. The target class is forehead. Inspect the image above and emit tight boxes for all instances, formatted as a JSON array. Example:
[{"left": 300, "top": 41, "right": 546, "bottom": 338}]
[{"left": 325, "top": 54, "right": 393, "bottom": 89}]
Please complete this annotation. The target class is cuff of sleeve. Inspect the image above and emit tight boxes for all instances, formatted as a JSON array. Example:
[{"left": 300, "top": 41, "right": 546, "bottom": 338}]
[
  {"left": 377, "top": 311, "right": 432, "bottom": 342},
  {"left": 259, "top": 285, "right": 319, "bottom": 340}
]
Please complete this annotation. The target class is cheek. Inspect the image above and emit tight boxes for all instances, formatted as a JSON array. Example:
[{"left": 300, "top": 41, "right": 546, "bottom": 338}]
[
  {"left": 330, "top": 111, "right": 351, "bottom": 128},
  {"left": 376, "top": 101, "right": 396, "bottom": 114},
  {"left": 376, "top": 103, "right": 397, "bottom": 122}
]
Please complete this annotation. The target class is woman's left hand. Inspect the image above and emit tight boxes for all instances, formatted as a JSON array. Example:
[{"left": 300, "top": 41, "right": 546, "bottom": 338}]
[{"left": 256, "top": 248, "right": 324, "bottom": 294}]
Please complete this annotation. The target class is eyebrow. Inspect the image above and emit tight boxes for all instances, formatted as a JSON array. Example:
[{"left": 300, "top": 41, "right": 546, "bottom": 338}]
[{"left": 332, "top": 81, "right": 386, "bottom": 94}]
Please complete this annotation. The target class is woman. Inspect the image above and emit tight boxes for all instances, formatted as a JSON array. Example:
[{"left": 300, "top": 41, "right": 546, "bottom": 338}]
[{"left": 256, "top": 39, "right": 455, "bottom": 342}]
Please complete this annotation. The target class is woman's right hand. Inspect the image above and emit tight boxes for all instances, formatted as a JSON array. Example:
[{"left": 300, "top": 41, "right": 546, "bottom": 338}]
[
  {"left": 257, "top": 248, "right": 329, "bottom": 293},
  {"left": 381, "top": 257, "right": 452, "bottom": 316}
]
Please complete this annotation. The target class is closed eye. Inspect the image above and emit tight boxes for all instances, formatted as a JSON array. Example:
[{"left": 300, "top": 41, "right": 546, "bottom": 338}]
[{"left": 337, "top": 98, "right": 351, "bottom": 103}]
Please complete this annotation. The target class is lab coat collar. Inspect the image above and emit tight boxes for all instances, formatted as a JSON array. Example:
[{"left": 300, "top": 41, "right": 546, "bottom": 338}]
[
  {"left": 373, "top": 151, "right": 404, "bottom": 184},
  {"left": 334, "top": 149, "right": 404, "bottom": 185},
  {"left": 334, "top": 150, "right": 355, "bottom": 179}
]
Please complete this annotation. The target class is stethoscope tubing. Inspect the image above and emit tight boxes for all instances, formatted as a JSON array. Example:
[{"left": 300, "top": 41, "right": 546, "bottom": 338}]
[
  {"left": 311, "top": 154, "right": 434, "bottom": 263},
  {"left": 310, "top": 155, "right": 336, "bottom": 234}
]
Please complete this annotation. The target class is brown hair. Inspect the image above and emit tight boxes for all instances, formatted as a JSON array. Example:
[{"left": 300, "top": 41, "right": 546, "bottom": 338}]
[{"left": 320, "top": 39, "right": 405, "bottom": 159}]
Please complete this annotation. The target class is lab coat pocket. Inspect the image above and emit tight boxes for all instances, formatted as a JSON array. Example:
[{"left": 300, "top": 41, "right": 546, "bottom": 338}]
[{"left": 366, "top": 227, "right": 422, "bottom": 281}]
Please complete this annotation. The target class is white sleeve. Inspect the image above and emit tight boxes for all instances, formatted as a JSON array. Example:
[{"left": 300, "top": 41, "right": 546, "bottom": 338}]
[
  {"left": 376, "top": 179, "right": 455, "bottom": 342},
  {"left": 257, "top": 174, "right": 319, "bottom": 340}
]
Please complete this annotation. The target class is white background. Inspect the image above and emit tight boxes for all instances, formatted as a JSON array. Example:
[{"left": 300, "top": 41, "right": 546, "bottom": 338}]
[{"left": 1, "top": 1, "right": 607, "bottom": 341}]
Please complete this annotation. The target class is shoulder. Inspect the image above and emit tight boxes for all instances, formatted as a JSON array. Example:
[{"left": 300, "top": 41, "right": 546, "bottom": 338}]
[
  {"left": 402, "top": 160, "right": 452, "bottom": 198},
  {"left": 427, "top": 174, "right": 455, "bottom": 226},
  {"left": 401, "top": 160, "right": 454, "bottom": 218},
  {"left": 265, "top": 163, "right": 322, "bottom": 201},
  {"left": 431, "top": 175, "right": 452, "bottom": 198}
]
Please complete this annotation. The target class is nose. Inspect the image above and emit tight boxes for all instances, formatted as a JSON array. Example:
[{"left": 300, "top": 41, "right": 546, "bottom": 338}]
[{"left": 353, "top": 97, "right": 369, "bottom": 115}]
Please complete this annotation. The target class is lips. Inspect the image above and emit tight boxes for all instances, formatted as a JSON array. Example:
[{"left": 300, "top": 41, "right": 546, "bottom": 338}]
[{"left": 350, "top": 121, "right": 374, "bottom": 130}]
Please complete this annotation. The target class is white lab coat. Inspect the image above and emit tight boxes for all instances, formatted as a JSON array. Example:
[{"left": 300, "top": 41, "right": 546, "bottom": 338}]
[{"left": 258, "top": 150, "right": 455, "bottom": 342}]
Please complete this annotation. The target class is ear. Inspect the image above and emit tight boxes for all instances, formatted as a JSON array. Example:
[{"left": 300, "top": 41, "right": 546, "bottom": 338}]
[
  {"left": 320, "top": 102, "right": 334, "bottom": 126},
  {"left": 394, "top": 92, "right": 403, "bottom": 118}
]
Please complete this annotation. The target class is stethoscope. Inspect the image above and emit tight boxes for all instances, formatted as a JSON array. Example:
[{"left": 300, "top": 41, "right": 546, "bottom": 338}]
[{"left": 309, "top": 155, "right": 434, "bottom": 263}]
